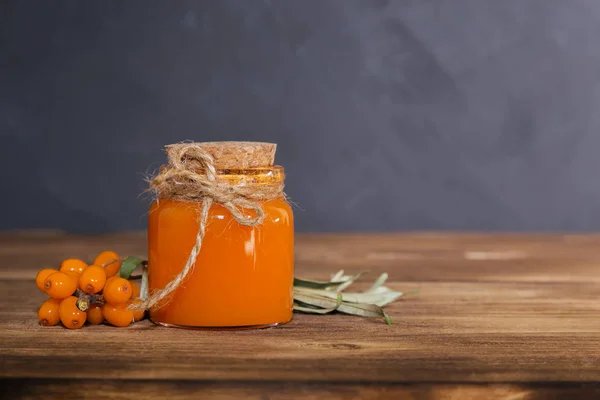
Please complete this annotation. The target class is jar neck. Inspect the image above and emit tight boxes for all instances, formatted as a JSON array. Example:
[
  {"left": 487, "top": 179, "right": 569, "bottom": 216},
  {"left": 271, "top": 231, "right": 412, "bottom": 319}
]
[{"left": 213, "top": 166, "right": 284, "bottom": 186}]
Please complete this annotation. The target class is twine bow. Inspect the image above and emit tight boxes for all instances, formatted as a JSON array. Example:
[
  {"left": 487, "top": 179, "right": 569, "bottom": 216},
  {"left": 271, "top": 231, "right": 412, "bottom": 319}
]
[{"left": 136, "top": 143, "right": 283, "bottom": 310}]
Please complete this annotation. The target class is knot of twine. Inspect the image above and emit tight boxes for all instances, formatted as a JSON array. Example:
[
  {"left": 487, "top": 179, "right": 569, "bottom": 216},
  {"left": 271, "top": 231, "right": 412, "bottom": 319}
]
[{"left": 136, "top": 143, "right": 284, "bottom": 311}]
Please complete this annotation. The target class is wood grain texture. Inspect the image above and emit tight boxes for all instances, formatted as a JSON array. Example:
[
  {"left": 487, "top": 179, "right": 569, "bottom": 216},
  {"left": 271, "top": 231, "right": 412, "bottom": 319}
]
[
  {"left": 1, "top": 232, "right": 600, "bottom": 399},
  {"left": 3, "top": 380, "right": 600, "bottom": 400}
]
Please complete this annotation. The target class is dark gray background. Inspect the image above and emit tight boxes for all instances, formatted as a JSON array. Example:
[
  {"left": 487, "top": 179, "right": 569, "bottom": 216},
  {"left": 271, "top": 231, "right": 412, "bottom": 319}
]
[{"left": 2, "top": 0, "right": 600, "bottom": 233}]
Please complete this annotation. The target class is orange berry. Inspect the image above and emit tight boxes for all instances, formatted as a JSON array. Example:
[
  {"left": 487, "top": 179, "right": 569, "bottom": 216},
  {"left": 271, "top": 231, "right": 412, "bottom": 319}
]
[
  {"left": 78, "top": 265, "right": 107, "bottom": 294},
  {"left": 103, "top": 277, "right": 132, "bottom": 305},
  {"left": 35, "top": 269, "right": 56, "bottom": 292},
  {"left": 128, "top": 298, "right": 145, "bottom": 322},
  {"left": 59, "top": 259, "right": 88, "bottom": 278},
  {"left": 87, "top": 304, "right": 104, "bottom": 325},
  {"left": 130, "top": 280, "right": 141, "bottom": 298},
  {"left": 94, "top": 250, "right": 121, "bottom": 277},
  {"left": 59, "top": 296, "right": 86, "bottom": 329},
  {"left": 38, "top": 298, "right": 61, "bottom": 326},
  {"left": 103, "top": 303, "right": 134, "bottom": 327},
  {"left": 44, "top": 272, "right": 77, "bottom": 299},
  {"left": 104, "top": 276, "right": 117, "bottom": 292}
]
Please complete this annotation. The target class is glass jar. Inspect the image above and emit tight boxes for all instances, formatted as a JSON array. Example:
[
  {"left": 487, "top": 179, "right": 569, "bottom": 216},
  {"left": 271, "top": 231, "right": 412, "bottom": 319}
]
[{"left": 147, "top": 166, "right": 294, "bottom": 329}]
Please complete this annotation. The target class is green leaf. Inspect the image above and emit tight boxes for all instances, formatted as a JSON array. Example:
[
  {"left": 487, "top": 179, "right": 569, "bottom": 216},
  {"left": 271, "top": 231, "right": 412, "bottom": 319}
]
[
  {"left": 294, "top": 292, "right": 342, "bottom": 310},
  {"left": 330, "top": 270, "right": 345, "bottom": 281},
  {"left": 293, "top": 292, "right": 342, "bottom": 314},
  {"left": 337, "top": 301, "right": 389, "bottom": 321},
  {"left": 294, "top": 291, "right": 391, "bottom": 323},
  {"left": 293, "top": 302, "right": 322, "bottom": 310},
  {"left": 294, "top": 287, "right": 403, "bottom": 307},
  {"left": 119, "top": 256, "right": 145, "bottom": 279},
  {"left": 329, "top": 271, "right": 368, "bottom": 291},
  {"left": 140, "top": 263, "right": 149, "bottom": 300},
  {"left": 366, "top": 273, "right": 388, "bottom": 293},
  {"left": 373, "top": 293, "right": 403, "bottom": 307},
  {"left": 383, "top": 310, "right": 392, "bottom": 325},
  {"left": 293, "top": 277, "right": 348, "bottom": 290},
  {"left": 293, "top": 271, "right": 367, "bottom": 291},
  {"left": 293, "top": 303, "right": 332, "bottom": 314}
]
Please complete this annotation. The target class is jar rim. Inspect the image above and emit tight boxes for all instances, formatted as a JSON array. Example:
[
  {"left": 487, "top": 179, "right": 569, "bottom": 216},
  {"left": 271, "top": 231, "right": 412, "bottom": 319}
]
[{"left": 214, "top": 165, "right": 284, "bottom": 184}]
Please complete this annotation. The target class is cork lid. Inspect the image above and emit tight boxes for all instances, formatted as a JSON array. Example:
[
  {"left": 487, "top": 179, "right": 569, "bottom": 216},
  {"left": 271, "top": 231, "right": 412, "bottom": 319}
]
[{"left": 165, "top": 141, "right": 276, "bottom": 169}]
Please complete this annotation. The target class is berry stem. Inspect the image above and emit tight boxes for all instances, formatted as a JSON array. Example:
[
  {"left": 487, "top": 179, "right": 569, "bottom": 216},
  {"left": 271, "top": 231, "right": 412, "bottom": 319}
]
[
  {"left": 101, "top": 258, "right": 119, "bottom": 268},
  {"left": 75, "top": 291, "right": 104, "bottom": 312}
]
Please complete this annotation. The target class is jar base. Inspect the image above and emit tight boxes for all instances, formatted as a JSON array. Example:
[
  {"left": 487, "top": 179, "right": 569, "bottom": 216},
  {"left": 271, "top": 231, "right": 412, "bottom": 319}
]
[{"left": 150, "top": 318, "right": 290, "bottom": 330}]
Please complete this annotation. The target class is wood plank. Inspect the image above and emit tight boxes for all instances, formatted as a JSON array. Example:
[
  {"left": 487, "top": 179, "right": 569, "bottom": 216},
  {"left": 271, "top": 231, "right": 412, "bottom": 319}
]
[
  {"left": 1, "top": 232, "right": 600, "bottom": 398},
  {"left": 1, "top": 279, "right": 599, "bottom": 383},
  {"left": 2, "top": 380, "right": 600, "bottom": 400},
  {"left": 2, "top": 232, "right": 600, "bottom": 283}
]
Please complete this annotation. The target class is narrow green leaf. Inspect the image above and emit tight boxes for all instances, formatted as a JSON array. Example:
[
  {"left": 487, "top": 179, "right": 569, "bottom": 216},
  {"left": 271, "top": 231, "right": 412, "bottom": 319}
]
[
  {"left": 293, "top": 302, "right": 322, "bottom": 310},
  {"left": 293, "top": 303, "right": 333, "bottom": 314},
  {"left": 293, "top": 292, "right": 342, "bottom": 315},
  {"left": 293, "top": 277, "right": 348, "bottom": 290},
  {"left": 294, "top": 291, "right": 389, "bottom": 323},
  {"left": 337, "top": 301, "right": 388, "bottom": 320},
  {"left": 373, "top": 293, "right": 402, "bottom": 307},
  {"left": 294, "top": 287, "right": 403, "bottom": 307},
  {"left": 366, "top": 273, "right": 388, "bottom": 293},
  {"left": 383, "top": 310, "right": 393, "bottom": 325},
  {"left": 369, "top": 286, "right": 395, "bottom": 294},
  {"left": 119, "top": 256, "right": 145, "bottom": 279},
  {"left": 140, "top": 264, "right": 149, "bottom": 300},
  {"left": 325, "top": 271, "right": 366, "bottom": 292},
  {"left": 331, "top": 270, "right": 345, "bottom": 281},
  {"left": 294, "top": 271, "right": 368, "bottom": 291},
  {"left": 332, "top": 271, "right": 369, "bottom": 291},
  {"left": 294, "top": 292, "right": 342, "bottom": 310}
]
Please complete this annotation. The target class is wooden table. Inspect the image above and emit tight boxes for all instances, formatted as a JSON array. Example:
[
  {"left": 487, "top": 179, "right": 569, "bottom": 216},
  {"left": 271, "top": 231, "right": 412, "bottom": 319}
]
[{"left": 1, "top": 232, "right": 599, "bottom": 399}]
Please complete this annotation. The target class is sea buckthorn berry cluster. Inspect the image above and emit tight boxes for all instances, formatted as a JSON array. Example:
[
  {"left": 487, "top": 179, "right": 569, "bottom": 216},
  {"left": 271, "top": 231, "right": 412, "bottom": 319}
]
[{"left": 35, "top": 251, "right": 147, "bottom": 328}]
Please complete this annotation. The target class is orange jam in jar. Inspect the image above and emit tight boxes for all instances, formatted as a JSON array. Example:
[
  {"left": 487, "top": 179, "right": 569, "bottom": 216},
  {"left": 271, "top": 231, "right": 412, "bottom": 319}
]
[{"left": 147, "top": 142, "right": 294, "bottom": 329}]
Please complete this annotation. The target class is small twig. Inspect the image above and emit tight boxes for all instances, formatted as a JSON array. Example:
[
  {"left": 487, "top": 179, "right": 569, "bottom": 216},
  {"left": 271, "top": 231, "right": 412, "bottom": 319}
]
[
  {"left": 102, "top": 259, "right": 119, "bottom": 268},
  {"left": 75, "top": 291, "right": 105, "bottom": 312}
]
